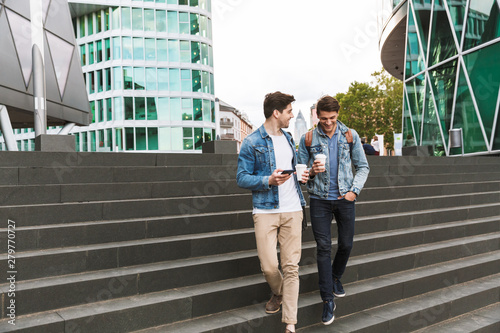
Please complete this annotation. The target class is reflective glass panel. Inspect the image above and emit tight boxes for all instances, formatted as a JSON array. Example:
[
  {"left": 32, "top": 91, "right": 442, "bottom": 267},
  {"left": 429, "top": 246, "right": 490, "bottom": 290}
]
[
  {"left": 79, "top": 16, "right": 85, "bottom": 37},
  {"left": 158, "top": 97, "right": 170, "bottom": 120},
  {"left": 90, "top": 131, "right": 96, "bottom": 152},
  {"left": 182, "top": 98, "right": 193, "bottom": 120},
  {"left": 124, "top": 97, "right": 134, "bottom": 120},
  {"left": 428, "top": 0, "right": 457, "bottom": 66},
  {"left": 203, "top": 99, "right": 211, "bottom": 122},
  {"left": 133, "top": 37, "right": 144, "bottom": 60},
  {"left": 211, "top": 101, "right": 215, "bottom": 122},
  {"left": 144, "top": 9, "right": 155, "bottom": 31},
  {"left": 181, "top": 69, "right": 192, "bottom": 91},
  {"left": 202, "top": 71, "right": 210, "bottom": 93},
  {"left": 200, "top": 43, "right": 208, "bottom": 65},
  {"left": 204, "top": 128, "right": 212, "bottom": 143},
  {"left": 179, "top": 0, "right": 188, "bottom": 5},
  {"left": 89, "top": 42, "right": 95, "bottom": 65},
  {"left": 126, "top": 128, "right": 134, "bottom": 150},
  {"left": 405, "top": 4, "right": 426, "bottom": 79},
  {"left": 96, "top": 40, "right": 103, "bottom": 63},
  {"left": 89, "top": 72, "right": 95, "bottom": 94},
  {"left": 168, "top": 11, "right": 179, "bottom": 33},
  {"left": 172, "top": 127, "right": 183, "bottom": 150},
  {"left": 106, "top": 98, "right": 112, "bottom": 121},
  {"left": 422, "top": 80, "right": 445, "bottom": 155},
  {"left": 97, "top": 70, "right": 103, "bottom": 92},
  {"left": 451, "top": 66, "right": 488, "bottom": 154},
  {"left": 428, "top": 59, "right": 458, "bottom": 144},
  {"left": 123, "top": 67, "right": 133, "bottom": 90},
  {"left": 90, "top": 101, "right": 95, "bottom": 122},
  {"left": 158, "top": 68, "right": 169, "bottom": 90},
  {"left": 81, "top": 132, "right": 88, "bottom": 151},
  {"left": 180, "top": 12, "right": 190, "bottom": 34},
  {"left": 96, "top": 11, "right": 102, "bottom": 33},
  {"left": 114, "top": 97, "right": 124, "bottom": 120},
  {"left": 123, "top": 37, "right": 132, "bottom": 60},
  {"left": 494, "top": 103, "right": 500, "bottom": 150},
  {"left": 183, "top": 138, "right": 193, "bottom": 150},
  {"left": 105, "top": 9, "right": 110, "bottom": 31},
  {"left": 190, "top": 0, "right": 199, "bottom": 6},
  {"left": 180, "top": 40, "right": 191, "bottom": 63},
  {"left": 403, "top": 94, "right": 416, "bottom": 146},
  {"left": 445, "top": 0, "right": 467, "bottom": 43},
  {"left": 406, "top": 74, "right": 426, "bottom": 145},
  {"left": 192, "top": 70, "right": 201, "bottom": 92},
  {"left": 170, "top": 98, "right": 182, "bottom": 121},
  {"left": 158, "top": 127, "right": 172, "bottom": 151},
  {"left": 134, "top": 67, "right": 145, "bottom": 90},
  {"left": 98, "top": 100, "right": 104, "bottom": 122},
  {"left": 191, "top": 42, "right": 201, "bottom": 63},
  {"left": 146, "top": 68, "right": 157, "bottom": 90},
  {"left": 113, "top": 37, "right": 121, "bottom": 59},
  {"left": 168, "top": 40, "right": 180, "bottom": 62},
  {"left": 412, "top": 0, "right": 432, "bottom": 58},
  {"left": 113, "top": 67, "right": 122, "bottom": 90},
  {"left": 190, "top": 13, "right": 200, "bottom": 35},
  {"left": 80, "top": 45, "right": 86, "bottom": 66},
  {"left": 200, "top": 15, "right": 208, "bottom": 38},
  {"left": 148, "top": 128, "right": 159, "bottom": 150},
  {"left": 157, "top": 39, "right": 168, "bottom": 61},
  {"left": 194, "top": 127, "right": 203, "bottom": 150},
  {"left": 184, "top": 127, "right": 193, "bottom": 137},
  {"left": 169, "top": 68, "right": 180, "bottom": 91},
  {"left": 116, "top": 128, "right": 123, "bottom": 151},
  {"left": 122, "top": 7, "right": 131, "bottom": 29},
  {"left": 132, "top": 8, "right": 143, "bottom": 30},
  {"left": 464, "top": 41, "right": 500, "bottom": 140},
  {"left": 193, "top": 99, "right": 202, "bottom": 120},
  {"left": 156, "top": 10, "right": 166, "bottom": 32},
  {"left": 105, "top": 68, "right": 111, "bottom": 91},
  {"left": 112, "top": 7, "right": 120, "bottom": 30},
  {"left": 147, "top": 97, "right": 158, "bottom": 120},
  {"left": 464, "top": 0, "right": 500, "bottom": 50},
  {"left": 135, "top": 97, "right": 146, "bottom": 120},
  {"left": 105, "top": 38, "right": 111, "bottom": 61},
  {"left": 88, "top": 14, "right": 94, "bottom": 35}
]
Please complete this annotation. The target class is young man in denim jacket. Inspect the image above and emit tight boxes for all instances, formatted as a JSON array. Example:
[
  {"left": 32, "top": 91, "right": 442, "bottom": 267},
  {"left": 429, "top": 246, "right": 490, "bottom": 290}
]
[
  {"left": 298, "top": 96, "right": 369, "bottom": 325},
  {"left": 237, "top": 92, "right": 307, "bottom": 333}
]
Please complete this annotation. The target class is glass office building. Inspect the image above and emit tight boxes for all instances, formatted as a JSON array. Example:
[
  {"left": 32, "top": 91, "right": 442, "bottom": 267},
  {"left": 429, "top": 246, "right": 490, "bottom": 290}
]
[
  {"left": 380, "top": 0, "right": 500, "bottom": 156},
  {"left": 72, "top": 0, "right": 215, "bottom": 152}
]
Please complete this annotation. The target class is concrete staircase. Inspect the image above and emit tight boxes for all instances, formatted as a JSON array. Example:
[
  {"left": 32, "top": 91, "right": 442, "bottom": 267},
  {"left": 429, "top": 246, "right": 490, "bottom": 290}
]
[{"left": 0, "top": 152, "right": 499, "bottom": 333}]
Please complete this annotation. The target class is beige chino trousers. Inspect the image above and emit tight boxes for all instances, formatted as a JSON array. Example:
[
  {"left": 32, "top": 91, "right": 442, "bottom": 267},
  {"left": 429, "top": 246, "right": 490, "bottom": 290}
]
[{"left": 253, "top": 211, "right": 303, "bottom": 325}]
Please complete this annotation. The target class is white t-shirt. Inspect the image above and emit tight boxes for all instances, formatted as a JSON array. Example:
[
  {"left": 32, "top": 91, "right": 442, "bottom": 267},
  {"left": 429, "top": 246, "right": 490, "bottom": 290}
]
[{"left": 253, "top": 134, "right": 302, "bottom": 214}]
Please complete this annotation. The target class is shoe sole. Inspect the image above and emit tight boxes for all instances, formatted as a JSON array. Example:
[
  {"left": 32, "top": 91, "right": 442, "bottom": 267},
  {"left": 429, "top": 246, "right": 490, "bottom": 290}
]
[
  {"left": 333, "top": 292, "right": 346, "bottom": 297},
  {"left": 322, "top": 315, "right": 335, "bottom": 325},
  {"left": 265, "top": 305, "right": 282, "bottom": 314}
]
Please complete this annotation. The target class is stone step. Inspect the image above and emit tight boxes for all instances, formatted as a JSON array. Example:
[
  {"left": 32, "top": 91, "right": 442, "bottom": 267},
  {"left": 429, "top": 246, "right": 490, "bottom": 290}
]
[
  {"left": 1, "top": 189, "right": 499, "bottom": 227},
  {"left": 413, "top": 302, "right": 500, "bottom": 333},
  {"left": 1, "top": 248, "right": 498, "bottom": 332},
  {"left": 2, "top": 226, "right": 498, "bottom": 316},
  {"left": 297, "top": 273, "right": 500, "bottom": 332},
  {"left": 134, "top": 254, "right": 500, "bottom": 333},
  {"left": 2, "top": 178, "right": 500, "bottom": 206},
  {"left": 1, "top": 199, "right": 498, "bottom": 255},
  {"left": 365, "top": 171, "right": 500, "bottom": 188}
]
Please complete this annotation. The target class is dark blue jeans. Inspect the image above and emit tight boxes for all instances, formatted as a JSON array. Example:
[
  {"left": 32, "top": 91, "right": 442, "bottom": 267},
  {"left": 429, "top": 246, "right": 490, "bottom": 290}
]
[{"left": 310, "top": 198, "right": 355, "bottom": 301}]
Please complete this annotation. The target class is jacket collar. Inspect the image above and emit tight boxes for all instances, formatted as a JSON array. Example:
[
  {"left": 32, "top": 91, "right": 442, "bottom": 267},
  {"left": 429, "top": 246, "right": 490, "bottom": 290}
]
[{"left": 258, "top": 125, "right": 291, "bottom": 140}]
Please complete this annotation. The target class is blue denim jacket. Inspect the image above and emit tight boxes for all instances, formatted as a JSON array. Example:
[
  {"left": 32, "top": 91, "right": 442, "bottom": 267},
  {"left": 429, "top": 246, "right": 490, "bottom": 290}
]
[
  {"left": 236, "top": 125, "right": 306, "bottom": 209},
  {"left": 297, "top": 121, "right": 370, "bottom": 199}
]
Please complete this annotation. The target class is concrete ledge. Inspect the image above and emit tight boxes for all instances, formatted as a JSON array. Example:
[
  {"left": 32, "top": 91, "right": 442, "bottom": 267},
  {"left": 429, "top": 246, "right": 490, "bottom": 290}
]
[
  {"left": 202, "top": 140, "right": 237, "bottom": 154},
  {"left": 35, "top": 134, "right": 75, "bottom": 152},
  {"left": 402, "top": 145, "right": 433, "bottom": 156}
]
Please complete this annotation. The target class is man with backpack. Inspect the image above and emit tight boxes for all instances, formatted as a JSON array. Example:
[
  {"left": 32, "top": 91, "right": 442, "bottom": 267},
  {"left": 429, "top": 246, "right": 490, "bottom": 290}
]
[{"left": 298, "top": 95, "right": 369, "bottom": 325}]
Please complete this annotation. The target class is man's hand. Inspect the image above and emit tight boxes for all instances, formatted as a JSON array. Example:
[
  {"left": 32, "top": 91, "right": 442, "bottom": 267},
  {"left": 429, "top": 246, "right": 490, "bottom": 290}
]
[
  {"left": 310, "top": 160, "right": 326, "bottom": 176},
  {"left": 301, "top": 169, "right": 310, "bottom": 183},
  {"left": 341, "top": 192, "right": 357, "bottom": 201},
  {"left": 269, "top": 169, "right": 292, "bottom": 186}
]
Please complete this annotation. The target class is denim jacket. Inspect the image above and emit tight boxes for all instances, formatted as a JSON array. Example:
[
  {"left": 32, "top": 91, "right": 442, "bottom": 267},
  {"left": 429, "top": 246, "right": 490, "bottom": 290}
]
[
  {"left": 237, "top": 125, "right": 306, "bottom": 209},
  {"left": 297, "top": 121, "right": 369, "bottom": 199}
]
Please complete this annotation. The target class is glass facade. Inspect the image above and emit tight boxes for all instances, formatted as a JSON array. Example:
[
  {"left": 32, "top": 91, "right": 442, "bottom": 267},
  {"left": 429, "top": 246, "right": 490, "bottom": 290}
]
[
  {"left": 402, "top": 0, "right": 500, "bottom": 155},
  {"left": 72, "top": 1, "right": 215, "bottom": 152}
]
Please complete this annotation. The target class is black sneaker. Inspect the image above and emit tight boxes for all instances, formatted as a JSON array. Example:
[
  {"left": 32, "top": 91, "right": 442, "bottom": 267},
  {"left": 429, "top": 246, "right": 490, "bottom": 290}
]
[
  {"left": 333, "top": 278, "right": 345, "bottom": 297},
  {"left": 321, "top": 300, "right": 336, "bottom": 325}
]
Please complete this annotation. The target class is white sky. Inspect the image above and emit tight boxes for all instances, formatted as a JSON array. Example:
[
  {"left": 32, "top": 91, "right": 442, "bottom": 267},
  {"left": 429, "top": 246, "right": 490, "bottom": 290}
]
[{"left": 211, "top": 0, "right": 387, "bottom": 132}]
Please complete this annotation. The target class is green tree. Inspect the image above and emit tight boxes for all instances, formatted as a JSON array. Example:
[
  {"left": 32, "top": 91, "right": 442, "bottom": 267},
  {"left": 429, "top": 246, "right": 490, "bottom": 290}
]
[{"left": 335, "top": 69, "right": 403, "bottom": 150}]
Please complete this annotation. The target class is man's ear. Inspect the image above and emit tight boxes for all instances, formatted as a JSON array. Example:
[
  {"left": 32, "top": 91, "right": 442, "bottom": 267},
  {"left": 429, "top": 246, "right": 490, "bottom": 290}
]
[{"left": 273, "top": 109, "right": 280, "bottom": 118}]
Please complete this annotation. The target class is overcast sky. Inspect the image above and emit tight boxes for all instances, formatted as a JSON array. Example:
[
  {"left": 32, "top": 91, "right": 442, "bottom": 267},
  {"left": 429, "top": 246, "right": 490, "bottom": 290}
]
[{"left": 211, "top": 0, "right": 388, "bottom": 132}]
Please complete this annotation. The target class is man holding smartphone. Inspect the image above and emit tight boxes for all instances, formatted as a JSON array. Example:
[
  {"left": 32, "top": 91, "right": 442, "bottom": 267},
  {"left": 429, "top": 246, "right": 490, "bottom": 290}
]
[
  {"left": 237, "top": 92, "right": 308, "bottom": 333},
  {"left": 298, "top": 95, "right": 369, "bottom": 325}
]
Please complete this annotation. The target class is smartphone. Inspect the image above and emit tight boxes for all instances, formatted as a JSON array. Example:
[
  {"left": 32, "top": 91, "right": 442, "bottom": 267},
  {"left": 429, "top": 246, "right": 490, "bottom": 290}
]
[{"left": 280, "top": 170, "right": 295, "bottom": 175}]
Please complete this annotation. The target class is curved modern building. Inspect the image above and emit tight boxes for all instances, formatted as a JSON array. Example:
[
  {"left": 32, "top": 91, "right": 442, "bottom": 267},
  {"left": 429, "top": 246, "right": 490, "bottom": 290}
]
[
  {"left": 380, "top": 0, "right": 500, "bottom": 156},
  {"left": 68, "top": 0, "right": 216, "bottom": 152}
]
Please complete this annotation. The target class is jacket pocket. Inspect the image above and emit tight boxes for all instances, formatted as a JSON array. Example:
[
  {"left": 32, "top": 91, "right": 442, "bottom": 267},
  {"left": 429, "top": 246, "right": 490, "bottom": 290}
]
[{"left": 254, "top": 146, "right": 269, "bottom": 165}]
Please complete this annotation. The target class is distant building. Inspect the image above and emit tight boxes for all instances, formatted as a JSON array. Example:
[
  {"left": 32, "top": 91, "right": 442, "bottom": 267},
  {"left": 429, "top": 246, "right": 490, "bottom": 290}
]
[
  {"left": 294, "top": 110, "right": 308, "bottom": 142},
  {"left": 217, "top": 99, "right": 253, "bottom": 152}
]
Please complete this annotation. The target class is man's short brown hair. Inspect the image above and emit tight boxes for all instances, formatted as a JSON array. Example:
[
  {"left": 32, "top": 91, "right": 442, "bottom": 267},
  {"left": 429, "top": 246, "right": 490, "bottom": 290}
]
[
  {"left": 263, "top": 92, "right": 296, "bottom": 119},
  {"left": 316, "top": 96, "right": 340, "bottom": 116}
]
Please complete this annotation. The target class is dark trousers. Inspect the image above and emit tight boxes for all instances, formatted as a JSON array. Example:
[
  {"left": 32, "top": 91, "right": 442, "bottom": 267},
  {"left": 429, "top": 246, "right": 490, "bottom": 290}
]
[{"left": 310, "top": 198, "right": 355, "bottom": 301}]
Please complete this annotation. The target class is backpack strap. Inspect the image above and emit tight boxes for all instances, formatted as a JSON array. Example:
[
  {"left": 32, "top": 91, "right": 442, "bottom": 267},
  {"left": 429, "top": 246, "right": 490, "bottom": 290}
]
[{"left": 346, "top": 129, "right": 353, "bottom": 158}]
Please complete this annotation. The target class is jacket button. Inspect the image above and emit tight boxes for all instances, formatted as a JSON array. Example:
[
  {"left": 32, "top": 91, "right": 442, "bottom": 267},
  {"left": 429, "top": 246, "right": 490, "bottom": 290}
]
[{"left": 274, "top": 206, "right": 277, "bottom": 208}]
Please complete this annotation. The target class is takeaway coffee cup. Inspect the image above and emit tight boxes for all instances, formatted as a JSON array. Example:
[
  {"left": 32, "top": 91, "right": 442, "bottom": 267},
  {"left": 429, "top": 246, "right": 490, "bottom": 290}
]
[
  {"left": 315, "top": 153, "right": 327, "bottom": 165},
  {"left": 295, "top": 164, "right": 307, "bottom": 180}
]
